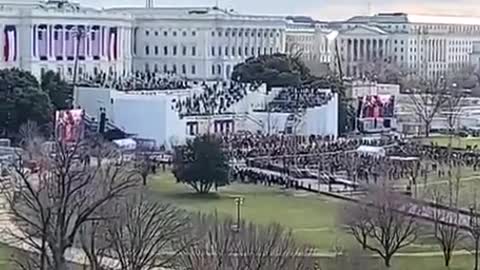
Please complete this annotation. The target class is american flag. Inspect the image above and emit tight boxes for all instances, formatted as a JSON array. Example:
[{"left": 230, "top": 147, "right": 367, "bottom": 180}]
[
  {"left": 91, "top": 26, "right": 100, "bottom": 59},
  {"left": 54, "top": 25, "right": 64, "bottom": 59},
  {"left": 4, "top": 25, "right": 17, "bottom": 62},
  {"left": 108, "top": 27, "right": 117, "bottom": 61},
  {"left": 38, "top": 25, "right": 47, "bottom": 59}
]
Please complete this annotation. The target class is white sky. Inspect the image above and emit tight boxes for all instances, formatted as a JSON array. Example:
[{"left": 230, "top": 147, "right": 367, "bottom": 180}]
[{"left": 77, "top": 0, "right": 480, "bottom": 20}]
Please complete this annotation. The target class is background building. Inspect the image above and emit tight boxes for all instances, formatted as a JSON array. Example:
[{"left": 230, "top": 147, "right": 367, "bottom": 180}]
[
  {"left": 108, "top": 6, "right": 287, "bottom": 81},
  {"left": 285, "top": 16, "right": 337, "bottom": 74},
  {"left": 0, "top": 0, "right": 133, "bottom": 78},
  {"left": 333, "top": 13, "right": 480, "bottom": 79}
]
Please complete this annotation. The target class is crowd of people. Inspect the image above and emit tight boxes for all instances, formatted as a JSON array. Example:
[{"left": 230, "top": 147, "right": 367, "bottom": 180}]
[
  {"left": 173, "top": 82, "right": 260, "bottom": 116},
  {"left": 77, "top": 71, "right": 192, "bottom": 91},
  {"left": 231, "top": 136, "right": 480, "bottom": 190},
  {"left": 222, "top": 133, "right": 397, "bottom": 160},
  {"left": 257, "top": 88, "right": 333, "bottom": 113}
]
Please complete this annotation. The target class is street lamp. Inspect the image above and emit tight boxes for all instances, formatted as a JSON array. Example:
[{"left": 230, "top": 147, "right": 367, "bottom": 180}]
[{"left": 234, "top": 197, "right": 244, "bottom": 232}]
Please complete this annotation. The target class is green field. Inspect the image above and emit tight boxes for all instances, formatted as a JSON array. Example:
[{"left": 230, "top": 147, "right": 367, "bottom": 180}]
[
  {"left": 421, "top": 136, "right": 480, "bottom": 149},
  {"left": 0, "top": 245, "right": 13, "bottom": 270},
  {"left": 149, "top": 172, "right": 351, "bottom": 251},
  {"left": 149, "top": 172, "right": 479, "bottom": 270}
]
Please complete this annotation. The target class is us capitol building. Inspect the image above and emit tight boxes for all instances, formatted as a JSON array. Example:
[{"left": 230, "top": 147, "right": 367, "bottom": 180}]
[
  {"left": 0, "top": 0, "right": 480, "bottom": 80},
  {"left": 0, "top": 0, "right": 288, "bottom": 80}
]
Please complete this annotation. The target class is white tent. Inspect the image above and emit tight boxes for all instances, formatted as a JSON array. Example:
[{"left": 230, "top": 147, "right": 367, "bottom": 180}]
[
  {"left": 356, "top": 145, "right": 386, "bottom": 157},
  {"left": 113, "top": 138, "right": 137, "bottom": 150},
  {"left": 389, "top": 156, "right": 419, "bottom": 161}
]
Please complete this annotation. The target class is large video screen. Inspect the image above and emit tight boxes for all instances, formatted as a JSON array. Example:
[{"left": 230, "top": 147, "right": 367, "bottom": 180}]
[
  {"left": 357, "top": 95, "right": 395, "bottom": 119},
  {"left": 55, "top": 109, "right": 85, "bottom": 144}
]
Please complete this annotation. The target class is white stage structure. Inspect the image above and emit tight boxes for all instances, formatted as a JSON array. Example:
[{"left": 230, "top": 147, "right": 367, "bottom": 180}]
[{"left": 77, "top": 85, "right": 339, "bottom": 147}]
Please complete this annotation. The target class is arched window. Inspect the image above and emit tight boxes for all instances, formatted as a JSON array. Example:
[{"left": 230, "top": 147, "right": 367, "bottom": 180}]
[
  {"left": 182, "top": 64, "right": 186, "bottom": 74},
  {"left": 217, "top": 64, "right": 221, "bottom": 75}
]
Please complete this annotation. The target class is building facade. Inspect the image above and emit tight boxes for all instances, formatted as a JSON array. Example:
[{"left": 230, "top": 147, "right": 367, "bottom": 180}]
[
  {"left": 108, "top": 6, "right": 287, "bottom": 80},
  {"left": 0, "top": 0, "right": 133, "bottom": 78},
  {"left": 334, "top": 13, "right": 480, "bottom": 79},
  {"left": 285, "top": 16, "right": 337, "bottom": 70},
  {"left": 0, "top": 1, "right": 288, "bottom": 80}
]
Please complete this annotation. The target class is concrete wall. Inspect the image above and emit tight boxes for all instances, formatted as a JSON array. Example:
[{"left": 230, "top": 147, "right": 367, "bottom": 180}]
[
  {"left": 112, "top": 94, "right": 186, "bottom": 147},
  {"left": 301, "top": 93, "right": 338, "bottom": 137},
  {"left": 76, "top": 87, "right": 113, "bottom": 121}
]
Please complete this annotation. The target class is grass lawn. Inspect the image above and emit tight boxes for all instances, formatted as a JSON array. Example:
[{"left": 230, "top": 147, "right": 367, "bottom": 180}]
[
  {"left": 149, "top": 172, "right": 353, "bottom": 252},
  {"left": 390, "top": 255, "right": 475, "bottom": 270},
  {"left": 149, "top": 172, "right": 456, "bottom": 253},
  {"left": 149, "top": 172, "right": 480, "bottom": 270},
  {"left": 421, "top": 136, "right": 480, "bottom": 149},
  {"left": 0, "top": 244, "right": 13, "bottom": 270},
  {"left": 322, "top": 254, "right": 476, "bottom": 270}
]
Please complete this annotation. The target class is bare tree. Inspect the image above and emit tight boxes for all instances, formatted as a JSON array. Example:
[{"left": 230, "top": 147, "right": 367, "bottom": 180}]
[
  {"left": 179, "top": 213, "right": 315, "bottom": 270},
  {"left": 77, "top": 205, "right": 114, "bottom": 270},
  {"left": 106, "top": 193, "right": 191, "bottom": 270},
  {"left": 404, "top": 75, "right": 450, "bottom": 137},
  {"left": 17, "top": 121, "right": 44, "bottom": 161},
  {"left": 134, "top": 148, "right": 156, "bottom": 186},
  {"left": 357, "top": 59, "right": 404, "bottom": 84},
  {"left": 466, "top": 189, "right": 480, "bottom": 270},
  {"left": 3, "top": 139, "right": 140, "bottom": 270},
  {"left": 341, "top": 202, "right": 372, "bottom": 250},
  {"left": 428, "top": 169, "right": 463, "bottom": 267},
  {"left": 342, "top": 185, "right": 421, "bottom": 267},
  {"left": 407, "top": 159, "right": 421, "bottom": 198}
]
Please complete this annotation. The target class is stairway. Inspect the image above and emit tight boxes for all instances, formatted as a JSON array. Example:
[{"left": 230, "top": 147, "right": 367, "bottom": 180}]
[{"left": 83, "top": 113, "right": 126, "bottom": 135}]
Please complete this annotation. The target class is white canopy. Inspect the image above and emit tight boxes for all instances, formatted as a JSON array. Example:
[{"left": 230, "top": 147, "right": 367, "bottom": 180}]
[
  {"left": 356, "top": 145, "right": 385, "bottom": 157},
  {"left": 389, "top": 156, "right": 419, "bottom": 161},
  {"left": 113, "top": 138, "right": 137, "bottom": 150}
]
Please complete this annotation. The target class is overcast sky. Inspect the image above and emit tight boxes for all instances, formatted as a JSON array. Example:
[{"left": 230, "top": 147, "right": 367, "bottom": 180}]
[{"left": 77, "top": 0, "right": 480, "bottom": 20}]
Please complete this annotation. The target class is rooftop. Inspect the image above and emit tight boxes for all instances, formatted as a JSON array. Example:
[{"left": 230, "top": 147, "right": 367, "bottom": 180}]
[
  {"left": 105, "top": 6, "right": 285, "bottom": 21},
  {"left": 346, "top": 12, "right": 480, "bottom": 25}
]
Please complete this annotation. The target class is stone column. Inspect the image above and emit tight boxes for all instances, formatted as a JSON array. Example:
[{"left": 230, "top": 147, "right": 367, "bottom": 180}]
[
  {"left": 35, "top": 25, "right": 39, "bottom": 59},
  {"left": 362, "top": 39, "right": 367, "bottom": 61},
  {"left": 63, "top": 26, "right": 67, "bottom": 60},
  {"left": 46, "top": 25, "right": 51, "bottom": 60},
  {"left": 352, "top": 38, "right": 356, "bottom": 61}
]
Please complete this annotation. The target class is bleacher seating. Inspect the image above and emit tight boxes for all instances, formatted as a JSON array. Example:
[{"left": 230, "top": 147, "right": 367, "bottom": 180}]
[
  {"left": 76, "top": 71, "right": 192, "bottom": 91},
  {"left": 256, "top": 88, "right": 333, "bottom": 113},
  {"left": 173, "top": 81, "right": 260, "bottom": 117}
]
